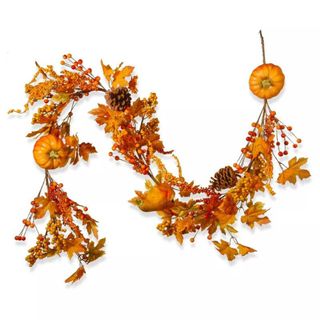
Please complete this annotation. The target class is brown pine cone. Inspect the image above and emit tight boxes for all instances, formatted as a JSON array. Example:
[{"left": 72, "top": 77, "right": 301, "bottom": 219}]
[
  {"left": 210, "top": 166, "right": 239, "bottom": 191},
  {"left": 106, "top": 87, "right": 131, "bottom": 111}
]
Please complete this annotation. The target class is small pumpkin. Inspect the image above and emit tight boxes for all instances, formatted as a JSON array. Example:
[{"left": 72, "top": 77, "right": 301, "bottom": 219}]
[
  {"left": 33, "top": 134, "right": 68, "bottom": 169},
  {"left": 249, "top": 63, "right": 285, "bottom": 99},
  {"left": 131, "top": 183, "right": 175, "bottom": 212}
]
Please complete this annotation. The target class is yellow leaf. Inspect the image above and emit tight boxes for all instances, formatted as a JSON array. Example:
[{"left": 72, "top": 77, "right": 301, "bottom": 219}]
[
  {"left": 65, "top": 266, "right": 86, "bottom": 284},
  {"left": 237, "top": 243, "right": 256, "bottom": 256},
  {"left": 241, "top": 202, "right": 270, "bottom": 228},
  {"left": 101, "top": 60, "right": 113, "bottom": 82},
  {"left": 112, "top": 66, "right": 134, "bottom": 88},
  {"left": 277, "top": 157, "right": 311, "bottom": 185},
  {"left": 213, "top": 240, "right": 238, "bottom": 261}
]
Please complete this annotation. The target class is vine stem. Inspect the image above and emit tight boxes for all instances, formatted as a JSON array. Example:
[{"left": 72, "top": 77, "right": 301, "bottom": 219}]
[{"left": 259, "top": 30, "right": 266, "bottom": 64}]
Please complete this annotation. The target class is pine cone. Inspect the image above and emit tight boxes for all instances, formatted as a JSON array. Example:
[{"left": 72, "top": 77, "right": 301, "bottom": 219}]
[
  {"left": 106, "top": 87, "right": 131, "bottom": 111},
  {"left": 210, "top": 166, "right": 238, "bottom": 191}
]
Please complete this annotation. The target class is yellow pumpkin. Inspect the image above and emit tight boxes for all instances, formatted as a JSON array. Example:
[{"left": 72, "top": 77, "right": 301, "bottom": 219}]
[
  {"left": 249, "top": 63, "right": 285, "bottom": 99},
  {"left": 33, "top": 134, "right": 68, "bottom": 169},
  {"left": 132, "top": 183, "right": 175, "bottom": 212}
]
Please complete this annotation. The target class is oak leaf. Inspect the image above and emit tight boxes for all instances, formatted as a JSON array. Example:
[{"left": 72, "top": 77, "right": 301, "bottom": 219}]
[
  {"left": 213, "top": 240, "right": 238, "bottom": 261},
  {"left": 241, "top": 202, "right": 270, "bottom": 228},
  {"left": 277, "top": 157, "right": 310, "bottom": 185},
  {"left": 65, "top": 266, "right": 86, "bottom": 284}
]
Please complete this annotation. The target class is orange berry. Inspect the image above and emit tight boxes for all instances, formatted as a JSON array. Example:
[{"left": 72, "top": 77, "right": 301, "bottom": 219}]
[
  {"left": 190, "top": 238, "right": 195, "bottom": 243},
  {"left": 270, "top": 111, "right": 276, "bottom": 117},
  {"left": 108, "top": 152, "right": 113, "bottom": 156},
  {"left": 115, "top": 156, "right": 120, "bottom": 161},
  {"left": 297, "top": 138, "right": 302, "bottom": 143},
  {"left": 287, "top": 126, "right": 292, "bottom": 131}
]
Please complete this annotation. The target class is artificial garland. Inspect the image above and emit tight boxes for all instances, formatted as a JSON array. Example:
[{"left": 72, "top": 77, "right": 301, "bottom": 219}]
[
  {"left": 11, "top": 32, "right": 310, "bottom": 284},
  {"left": 10, "top": 57, "right": 105, "bottom": 283}
]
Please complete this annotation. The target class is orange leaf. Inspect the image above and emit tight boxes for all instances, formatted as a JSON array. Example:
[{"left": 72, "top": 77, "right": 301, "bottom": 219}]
[
  {"left": 101, "top": 60, "right": 113, "bottom": 82},
  {"left": 128, "top": 75, "right": 138, "bottom": 93},
  {"left": 65, "top": 266, "right": 86, "bottom": 284},
  {"left": 213, "top": 240, "right": 238, "bottom": 261},
  {"left": 112, "top": 66, "right": 134, "bottom": 88},
  {"left": 251, "top": 136, "right": 270, "bottom": 159},
  {"left": 34, "top": 197, "right": 56, "bottom": 219},
  {"left": 66, "top": 238, "right": 86, "bottom": 259},
  {"left": 237, "top": 243, "right": 256, "bottom": 256},
  {"left": 79, "top": 143, "right": 97, "bottom": 161},
  {"left": 277, "top": 157, "right": 310, "bottom": 185},
  {"left": 241, "top": 202, "right": 270, "bottom": 228}
]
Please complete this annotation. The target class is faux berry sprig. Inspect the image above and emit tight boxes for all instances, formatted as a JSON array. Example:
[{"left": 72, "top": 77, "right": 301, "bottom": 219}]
[{"left": 11, "top": 56, "right": 105, "bottom": 283}]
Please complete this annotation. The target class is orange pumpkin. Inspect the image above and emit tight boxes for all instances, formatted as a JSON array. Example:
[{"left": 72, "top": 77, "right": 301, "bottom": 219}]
[
  {"left": 249, "top": 63, "right": 285, "bottom": 99},
  {"left": 33, "top": 134, "right": 68, "bottom": 169},
  {"left": 132, "top": 183, "right": 175, "bottom": 212}
]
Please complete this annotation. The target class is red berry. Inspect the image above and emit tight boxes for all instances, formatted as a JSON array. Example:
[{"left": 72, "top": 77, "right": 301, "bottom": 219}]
[
  {"left": 278, "top": 151, "right": 283, "bottom": 157},
  {"left": 283, "top": 150, "right": 288, "bottom": 155},
  {"left": 293, "top": 144, "right": 298, "bottom": 148}
]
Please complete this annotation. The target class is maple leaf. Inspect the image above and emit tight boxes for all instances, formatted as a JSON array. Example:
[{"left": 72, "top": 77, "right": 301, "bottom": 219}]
[
  {"left": 34, "top": 196, "right": 56, "bottom": 219},
  {"left": 66, "top": 238, "right": 86, "bottom": 259},
  {"left": 85, "top": 238, "right": 106, "bottom": 263},
  {"left": 101, "top": 60, "right": 113, "bottom": 82},
  {"left": 237, "top": 243, "right": 256, "bottom": 256},
  {"left": 65, "top": 266, "right": 86, "bottom": 284},
  {"left": 213, "top": 240, "right": 238, "bottom": 261},
  {"left": 129, "top": 75, "right": 138, "bottom": 93},
  {"left": 277, "top": 157, "right": 311, "bottom": 185},
  {"left": 112, "top": 66, "right": 134, "bottom": 88},
  {"left": 84, "top": 215, "right": 99, "bottom": 239},
  {"left": 79, "top": 143, "right": 97, "bottom": 161},
  {"left": 215, "top": 194, "right": 238, "bottom": 229},
  {"left": 241, "top": 202, "right": 270, "bottom": 228}
]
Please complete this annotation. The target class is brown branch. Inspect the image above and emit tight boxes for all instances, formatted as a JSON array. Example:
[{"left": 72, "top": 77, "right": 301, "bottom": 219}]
[{"left": 259, "top": 30, "right": 266, "bottom": 64}]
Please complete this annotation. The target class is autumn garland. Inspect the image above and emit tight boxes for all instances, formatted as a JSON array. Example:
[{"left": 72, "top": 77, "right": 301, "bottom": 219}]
[
  {"left": 11, "top": 31, "right": 310, "bottom": 284},
  {"left": 10, "top": 57, "right": 105, "bottom": 283}
]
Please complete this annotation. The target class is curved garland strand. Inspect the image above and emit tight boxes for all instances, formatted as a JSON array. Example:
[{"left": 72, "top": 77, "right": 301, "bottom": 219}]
[
  {"left": 10, "top": 31, "right": 310, "bottom": 281},
  {"left": 10, "top": 56, "right": 106, "bottom": 283}
]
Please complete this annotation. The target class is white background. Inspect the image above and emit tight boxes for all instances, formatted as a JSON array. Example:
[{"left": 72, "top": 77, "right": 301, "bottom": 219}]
[{"left": 0, "top": 0, "right": 319, "bottom": 319}]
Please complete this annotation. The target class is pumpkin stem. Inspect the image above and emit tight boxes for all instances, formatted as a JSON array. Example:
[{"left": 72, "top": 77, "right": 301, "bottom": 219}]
[
  {"left": 261, "top": 78, "right": 272, "bottom": 89},
  {"left": 49, "top": 150, "right": 59, "bottom": 159},
  {"left": 259, "top": 30, "right": 266, "bottom": 64}
]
